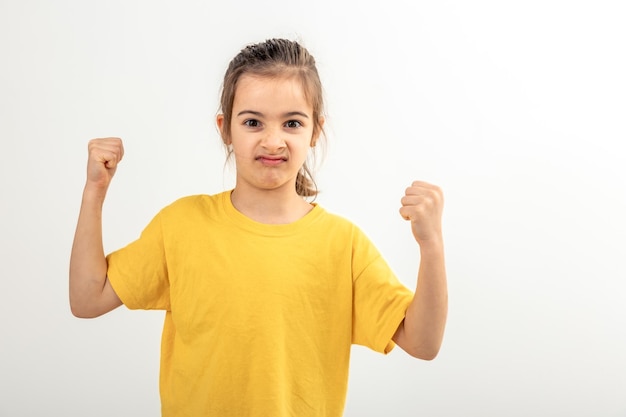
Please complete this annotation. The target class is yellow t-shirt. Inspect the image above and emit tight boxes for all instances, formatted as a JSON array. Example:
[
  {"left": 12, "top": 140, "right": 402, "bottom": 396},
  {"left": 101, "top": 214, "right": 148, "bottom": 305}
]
[{"left": 107, "top": 191, "right": 414, "bottom": 417}]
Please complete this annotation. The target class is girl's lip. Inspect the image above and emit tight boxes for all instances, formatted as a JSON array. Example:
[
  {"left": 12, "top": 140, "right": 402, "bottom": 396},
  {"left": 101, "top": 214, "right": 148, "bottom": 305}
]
[
  {"left": 257, "top": 155, "right": 287, "bottom": 165},
  {"left": 256, "top": 154, "right": 287, "bottom": 160}
]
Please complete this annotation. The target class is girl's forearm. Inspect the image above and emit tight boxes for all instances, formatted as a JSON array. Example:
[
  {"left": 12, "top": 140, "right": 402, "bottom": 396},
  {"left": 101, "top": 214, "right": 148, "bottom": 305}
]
[
  {"left": 402, "top": 240, "right": 448, "bottom": 359},
  {"left": 69, "top": 189, "right": 108, "bottom": 317}
]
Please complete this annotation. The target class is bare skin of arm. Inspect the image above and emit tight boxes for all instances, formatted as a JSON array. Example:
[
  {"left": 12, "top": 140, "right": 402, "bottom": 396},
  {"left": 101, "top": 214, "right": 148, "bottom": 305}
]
[
  {"left": 69, "top": 138, "right": 124, "bottom": 318},
  {"left": 393, "top": 181, "right": 448, "bottom": 360}
]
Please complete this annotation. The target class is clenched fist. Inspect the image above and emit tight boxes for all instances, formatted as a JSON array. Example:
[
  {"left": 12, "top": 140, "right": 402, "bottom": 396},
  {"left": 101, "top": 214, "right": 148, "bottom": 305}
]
[
  {"left": 85, "top": 137, "right": 124, "bottom": 191},
  {"left": 399, "top": 181, "right": 444, "bottom": 244}
]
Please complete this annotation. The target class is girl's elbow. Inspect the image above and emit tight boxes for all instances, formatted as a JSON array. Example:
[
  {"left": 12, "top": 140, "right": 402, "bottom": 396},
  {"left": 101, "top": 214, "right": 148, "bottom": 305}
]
[
  {"left": 70, "top": 303, "right": 94, "bottom": 319},
  {"left": 405, "top": 343, "right": 442, "bottom": 361},
  {"left": 405, "top": 341, "right": 441, "bottom": 361},
  {"left": 413, "top": 349, "right": 440, "bottom": 361},
  {"left": 69, "top": 298, "right": 104, "bottom": 319}
]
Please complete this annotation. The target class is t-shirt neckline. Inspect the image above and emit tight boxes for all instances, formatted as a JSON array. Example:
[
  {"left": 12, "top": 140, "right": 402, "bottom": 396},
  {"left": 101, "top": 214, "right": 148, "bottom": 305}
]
[{"left": 219, "top": 190, "right": 324, "bottom": 236}]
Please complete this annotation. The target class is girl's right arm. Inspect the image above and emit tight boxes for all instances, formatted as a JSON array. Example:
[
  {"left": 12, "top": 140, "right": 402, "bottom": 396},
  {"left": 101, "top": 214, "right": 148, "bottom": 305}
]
[{"left": 69, "top": 138, "right": 125, "bottom": 318}]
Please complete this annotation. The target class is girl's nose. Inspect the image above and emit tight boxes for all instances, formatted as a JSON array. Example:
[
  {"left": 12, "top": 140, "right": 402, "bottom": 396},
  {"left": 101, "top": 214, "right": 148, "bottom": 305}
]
[{"left": 260, "top": 127, "right": 286, "bottom": 151}]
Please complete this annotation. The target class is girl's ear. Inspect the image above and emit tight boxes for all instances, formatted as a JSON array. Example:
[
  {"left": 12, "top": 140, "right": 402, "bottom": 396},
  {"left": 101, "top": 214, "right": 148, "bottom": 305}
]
[
  {"left": 216, "top": 114, "right": 230, "bottom": 145},
  {"left": 311, "top": 116, "right": 325, "bottom": 147}
]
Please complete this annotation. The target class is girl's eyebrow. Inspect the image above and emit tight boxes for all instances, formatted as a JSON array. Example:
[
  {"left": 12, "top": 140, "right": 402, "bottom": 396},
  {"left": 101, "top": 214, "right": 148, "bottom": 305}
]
[{"left": 236, "top": 110, "right": 310, "bottom": 119}]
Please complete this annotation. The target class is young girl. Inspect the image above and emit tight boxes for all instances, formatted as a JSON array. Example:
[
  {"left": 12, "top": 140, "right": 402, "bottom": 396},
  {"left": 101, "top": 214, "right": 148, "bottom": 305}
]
[{"left": 70, "top": 38, "right": 447, "bottom": 417}]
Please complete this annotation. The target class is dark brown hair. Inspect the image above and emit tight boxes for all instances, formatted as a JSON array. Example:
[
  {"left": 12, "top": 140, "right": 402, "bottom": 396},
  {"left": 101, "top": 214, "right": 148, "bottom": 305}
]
[{"left": 219, "top": 38, "right": 325, "bottom": 197}]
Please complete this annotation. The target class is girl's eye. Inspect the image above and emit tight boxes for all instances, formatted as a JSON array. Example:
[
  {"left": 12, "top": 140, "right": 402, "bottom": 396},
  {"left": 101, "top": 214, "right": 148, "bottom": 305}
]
[
  {"left": 244, "top": 119, "right": 260, "bottom": 128},
  {"left": 285, "top": 120, "right": 302, "bottom": 128}
]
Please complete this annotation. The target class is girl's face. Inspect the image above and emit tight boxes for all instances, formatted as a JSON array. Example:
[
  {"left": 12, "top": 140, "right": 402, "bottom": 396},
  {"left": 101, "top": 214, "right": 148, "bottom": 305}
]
[{"left": 218, "top": 74, "right": 318, "bottom": 196}]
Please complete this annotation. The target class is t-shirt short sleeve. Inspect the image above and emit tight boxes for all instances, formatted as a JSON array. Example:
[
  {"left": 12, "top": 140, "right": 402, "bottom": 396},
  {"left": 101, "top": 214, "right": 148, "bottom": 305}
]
[
  {"left": 106, "top": 211, "right": 170, "bottom": 311},
  {"left": 350, "top": 227, "right": 414, "bottom": 354}
]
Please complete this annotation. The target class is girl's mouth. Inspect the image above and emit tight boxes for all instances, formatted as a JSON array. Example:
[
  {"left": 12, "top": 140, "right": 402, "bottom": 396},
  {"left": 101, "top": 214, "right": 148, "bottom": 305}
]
[{"left": 257, "top": 156, "right": 286, "bottom": 166}]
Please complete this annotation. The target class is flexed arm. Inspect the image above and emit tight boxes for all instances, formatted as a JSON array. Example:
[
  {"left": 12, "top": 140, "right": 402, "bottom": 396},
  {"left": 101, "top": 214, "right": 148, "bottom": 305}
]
[
  {"left": 69, "top": 138, "right": 124, "bottom": 318},
  {"left": 393, "top": 181, "right": 448, "bottom": 360}
]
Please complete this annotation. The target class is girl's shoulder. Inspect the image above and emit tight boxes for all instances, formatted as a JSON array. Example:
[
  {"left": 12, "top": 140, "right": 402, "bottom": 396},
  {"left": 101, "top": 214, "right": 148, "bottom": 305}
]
[{"left": 157, "top": 191, "right": 228, "bottom": 217}]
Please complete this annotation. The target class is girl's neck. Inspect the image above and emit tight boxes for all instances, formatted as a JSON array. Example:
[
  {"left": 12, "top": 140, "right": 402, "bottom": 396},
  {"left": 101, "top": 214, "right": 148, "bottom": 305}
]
[{"left": 230, "top": 186, "right": 313, "bottom": 224}]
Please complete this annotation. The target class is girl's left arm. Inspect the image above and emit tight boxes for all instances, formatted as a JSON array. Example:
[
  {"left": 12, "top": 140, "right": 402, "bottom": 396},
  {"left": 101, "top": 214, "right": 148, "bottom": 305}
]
[{"left": 393, "top": 181, "right": 448, "bottom": 360}]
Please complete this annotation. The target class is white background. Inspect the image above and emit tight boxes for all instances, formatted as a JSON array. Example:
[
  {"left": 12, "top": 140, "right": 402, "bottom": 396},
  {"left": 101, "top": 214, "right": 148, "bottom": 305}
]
[{"left": 1, "top": 0, "right": 625, "bottom": 416}]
